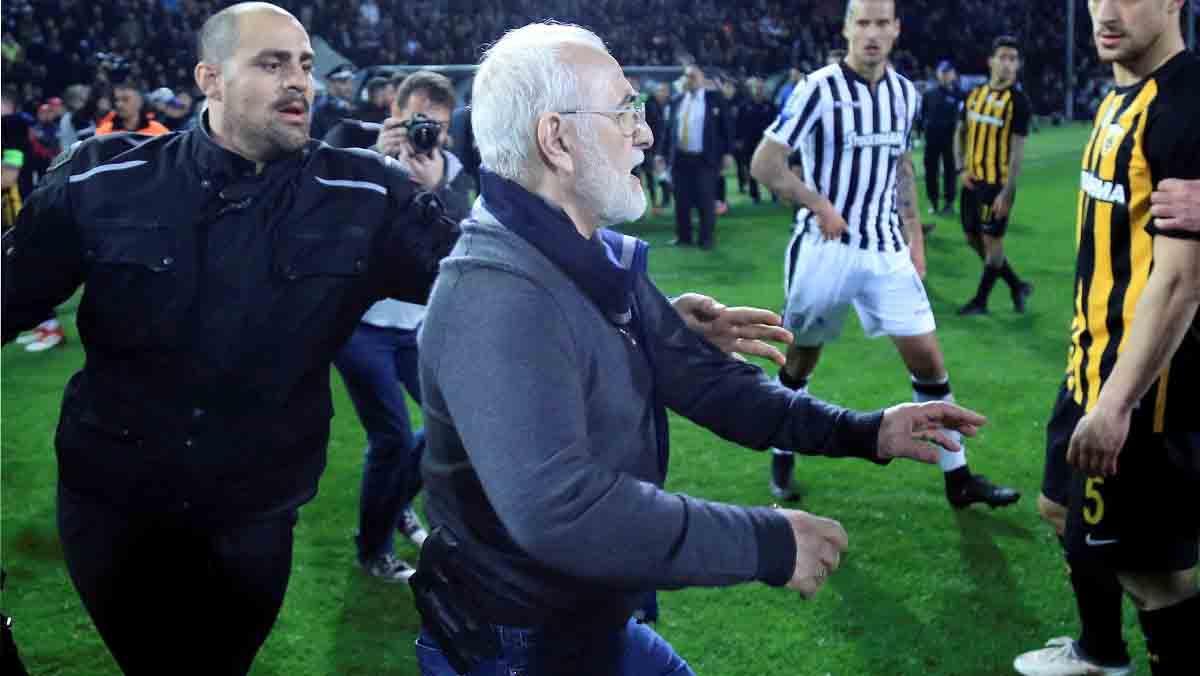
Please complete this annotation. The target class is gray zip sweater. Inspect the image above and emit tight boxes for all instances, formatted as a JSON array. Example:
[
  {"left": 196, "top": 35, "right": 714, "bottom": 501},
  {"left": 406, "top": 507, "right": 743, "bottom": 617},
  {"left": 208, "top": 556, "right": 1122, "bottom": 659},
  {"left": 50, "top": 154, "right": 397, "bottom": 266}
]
[{"left": 419, "top": 202, "right": 884, "bottom": 628}]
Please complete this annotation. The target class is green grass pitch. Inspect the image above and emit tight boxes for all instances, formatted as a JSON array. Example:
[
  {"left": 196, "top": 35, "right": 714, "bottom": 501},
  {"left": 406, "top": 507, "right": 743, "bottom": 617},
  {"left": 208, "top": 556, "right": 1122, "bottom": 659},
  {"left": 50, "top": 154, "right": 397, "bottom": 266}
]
[{"left": 2, "top": 123, "right": 1152, "bottom": 674}]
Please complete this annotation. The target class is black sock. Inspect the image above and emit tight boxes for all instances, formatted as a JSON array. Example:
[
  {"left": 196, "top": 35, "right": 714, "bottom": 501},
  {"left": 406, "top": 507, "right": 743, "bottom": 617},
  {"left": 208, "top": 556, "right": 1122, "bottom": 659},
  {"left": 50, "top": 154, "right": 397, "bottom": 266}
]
[
  {"left": 778, "top": 368, "right": 808, "bottom": 391},
  {"left": 999, "top": 259, "right": 1023, "bottom": 292},
  {"left": 1138, "top": 592, "right": 1200, "bottom": 675},
  {"left": 944, "top": 465, "right": 971, "bottom": 492},
  {"left": 972, "top": 264, "right": 1001, "bottom": 306},
  {"left": 1067, "top": 555, "right": 1130, "bottom": 666}
]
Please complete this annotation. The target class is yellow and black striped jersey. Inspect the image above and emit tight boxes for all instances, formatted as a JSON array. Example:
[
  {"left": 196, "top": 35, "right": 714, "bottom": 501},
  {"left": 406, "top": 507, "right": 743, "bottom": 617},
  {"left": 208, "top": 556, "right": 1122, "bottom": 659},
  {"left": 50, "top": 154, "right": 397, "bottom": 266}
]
[
  {"left": 961, "top": 83, "right": 1031, "bottom": 186},
  {"left": 1066, "top": 51, "right": 1200, "bottom": 438}
]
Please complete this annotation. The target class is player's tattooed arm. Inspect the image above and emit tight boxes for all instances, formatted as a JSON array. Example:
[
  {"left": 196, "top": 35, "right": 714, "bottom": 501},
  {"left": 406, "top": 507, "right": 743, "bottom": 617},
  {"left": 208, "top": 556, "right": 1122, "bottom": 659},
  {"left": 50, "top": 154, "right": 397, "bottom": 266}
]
[
  {"left": 751, "top": 137, "right": 828, "bottom": 211},
  {"left": 896, "top": 153, "right": 921, "bottom": 232},
  {"left": 1001, "top": 134, "right": 1026, "bottom": 198},
  {"left": 897, "top": 152, "right": 926, "bottom": 277},
  {"left": 751, "top": 137, "right": 849, "bottom": 240}
]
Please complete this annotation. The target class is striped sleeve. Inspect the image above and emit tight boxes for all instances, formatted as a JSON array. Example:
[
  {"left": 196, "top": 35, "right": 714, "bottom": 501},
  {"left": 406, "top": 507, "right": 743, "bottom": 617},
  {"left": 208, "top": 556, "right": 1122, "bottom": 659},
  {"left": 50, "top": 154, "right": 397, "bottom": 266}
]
[
  {"left": 900, "top": 77, "right": 919, "bottom": 152},
  {"left": 764, "top": 76, "right": 823, "bottom": 150}
]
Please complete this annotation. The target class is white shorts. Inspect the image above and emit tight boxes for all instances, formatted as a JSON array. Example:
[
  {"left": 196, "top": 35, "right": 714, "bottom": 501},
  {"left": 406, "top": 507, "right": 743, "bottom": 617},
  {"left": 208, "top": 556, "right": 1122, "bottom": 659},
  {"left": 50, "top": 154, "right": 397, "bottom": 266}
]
[{"left": 782, "top": 230, "right": 936, "bottom": 346}]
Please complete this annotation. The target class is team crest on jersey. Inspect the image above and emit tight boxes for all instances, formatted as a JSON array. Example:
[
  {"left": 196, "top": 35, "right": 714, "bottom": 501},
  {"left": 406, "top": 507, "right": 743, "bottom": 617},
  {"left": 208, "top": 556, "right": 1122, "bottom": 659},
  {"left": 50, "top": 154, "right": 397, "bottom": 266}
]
[{"left": 1100, "top": 123, "right": 1125, "bottom": 156}]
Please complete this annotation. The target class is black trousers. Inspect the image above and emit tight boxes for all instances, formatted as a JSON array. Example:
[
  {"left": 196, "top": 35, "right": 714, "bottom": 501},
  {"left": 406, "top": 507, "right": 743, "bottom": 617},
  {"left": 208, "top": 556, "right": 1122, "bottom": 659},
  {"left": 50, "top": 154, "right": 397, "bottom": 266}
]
[
  {"left": 58, "top": 484, "right": 297, "bottom": 675},
  {"left": 924, "top": 132, "right": 956, "bottom": 209},
  {"left": 736, "top": 148, "right": 760, "bottom": 201},
  {"left": 673, "top": 154, "right": 718, "bottom": 246}
]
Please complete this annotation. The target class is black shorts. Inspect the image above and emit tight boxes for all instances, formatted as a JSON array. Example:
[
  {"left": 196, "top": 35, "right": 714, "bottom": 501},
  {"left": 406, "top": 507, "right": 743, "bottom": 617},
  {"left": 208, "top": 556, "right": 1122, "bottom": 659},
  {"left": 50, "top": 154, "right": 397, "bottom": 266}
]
[
  {"left": 1041, "top": 385, "right": 1078, "bottom": 507},
  {"left": 961, "top": 182, "right": 1013, "bottom": 237},
  {"left": 1044, "top": 386, "right": 1200, "bottom": 572}
]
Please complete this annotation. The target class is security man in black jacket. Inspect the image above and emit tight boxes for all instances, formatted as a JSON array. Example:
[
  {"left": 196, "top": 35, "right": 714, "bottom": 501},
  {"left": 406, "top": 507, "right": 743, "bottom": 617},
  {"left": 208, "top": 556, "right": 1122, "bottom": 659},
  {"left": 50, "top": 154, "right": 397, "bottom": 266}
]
[
  {"left": 919, "top": 60, "right": 964, "bottom": 215},
  {"left": 0, "top": 4, "right": 455, "bottom": 674}
]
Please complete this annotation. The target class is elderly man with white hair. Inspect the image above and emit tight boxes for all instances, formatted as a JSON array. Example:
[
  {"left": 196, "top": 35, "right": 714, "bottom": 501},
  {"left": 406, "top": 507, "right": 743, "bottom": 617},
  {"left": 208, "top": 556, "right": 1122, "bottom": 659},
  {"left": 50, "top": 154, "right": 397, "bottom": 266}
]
[{"left": 412, "top": 22, "right": 988, "bottom": 676}]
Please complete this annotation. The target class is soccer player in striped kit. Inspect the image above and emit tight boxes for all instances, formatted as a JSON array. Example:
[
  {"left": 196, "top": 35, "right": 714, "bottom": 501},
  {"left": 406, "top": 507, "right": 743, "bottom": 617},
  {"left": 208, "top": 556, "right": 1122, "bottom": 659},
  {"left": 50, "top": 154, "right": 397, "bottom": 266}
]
[{"left": 751, "top": 0, "right": 1019, "bottom": 509}]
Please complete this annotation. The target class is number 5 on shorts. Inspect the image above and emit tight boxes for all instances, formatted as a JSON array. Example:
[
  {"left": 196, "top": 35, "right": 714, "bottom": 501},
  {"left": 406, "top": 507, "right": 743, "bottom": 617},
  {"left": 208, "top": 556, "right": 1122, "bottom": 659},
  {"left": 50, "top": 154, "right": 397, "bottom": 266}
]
[{"left": 1083, "top": 477, "right": 1105, "bottom": 525}]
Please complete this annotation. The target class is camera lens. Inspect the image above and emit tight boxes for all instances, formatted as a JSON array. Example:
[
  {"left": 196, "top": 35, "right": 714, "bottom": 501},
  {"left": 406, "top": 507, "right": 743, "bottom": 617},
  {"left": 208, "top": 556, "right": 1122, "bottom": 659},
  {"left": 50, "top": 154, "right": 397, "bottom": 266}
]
[{"left": 409, "top": 121, "right": 439, "bottom": 155}]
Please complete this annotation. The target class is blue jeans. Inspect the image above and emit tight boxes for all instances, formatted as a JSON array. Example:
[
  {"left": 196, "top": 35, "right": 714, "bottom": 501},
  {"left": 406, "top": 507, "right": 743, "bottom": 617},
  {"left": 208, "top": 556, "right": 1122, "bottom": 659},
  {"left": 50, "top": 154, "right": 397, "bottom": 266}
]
[
  {"left": 415, "top": 619, "right": 695, "bottom": 676},
  {"left": 333, "top": 322, "right": 424, "bottom": 562}
]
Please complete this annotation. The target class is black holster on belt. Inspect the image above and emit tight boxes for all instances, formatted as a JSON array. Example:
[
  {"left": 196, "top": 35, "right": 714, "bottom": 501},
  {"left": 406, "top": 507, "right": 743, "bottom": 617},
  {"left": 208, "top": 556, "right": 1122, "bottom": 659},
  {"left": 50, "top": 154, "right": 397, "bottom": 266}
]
[{"left": 410, "top": 526, "right": 501, "bottom": 675}]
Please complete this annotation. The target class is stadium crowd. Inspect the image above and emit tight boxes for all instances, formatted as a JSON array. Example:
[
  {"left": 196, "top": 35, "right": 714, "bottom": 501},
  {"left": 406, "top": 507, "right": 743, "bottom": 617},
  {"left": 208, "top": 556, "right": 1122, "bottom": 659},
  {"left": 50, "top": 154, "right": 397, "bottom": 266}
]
[
  {"left": 0, "top": 0, "right": 1129, "bottom": 354},
  {"left": 4, "top": 1, "right": 1200, "bottom": 674},
  {"left": 4, "top": 0, "right": 1105, "bottom": 116}
]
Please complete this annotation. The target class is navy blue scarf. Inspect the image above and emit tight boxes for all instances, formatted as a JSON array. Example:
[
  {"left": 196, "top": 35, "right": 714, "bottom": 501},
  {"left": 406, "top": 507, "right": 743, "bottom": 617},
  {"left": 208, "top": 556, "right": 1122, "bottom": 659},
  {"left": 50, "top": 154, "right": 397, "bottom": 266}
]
[{"left": 478, "top": 169, "right": 648, "bottom": 326}]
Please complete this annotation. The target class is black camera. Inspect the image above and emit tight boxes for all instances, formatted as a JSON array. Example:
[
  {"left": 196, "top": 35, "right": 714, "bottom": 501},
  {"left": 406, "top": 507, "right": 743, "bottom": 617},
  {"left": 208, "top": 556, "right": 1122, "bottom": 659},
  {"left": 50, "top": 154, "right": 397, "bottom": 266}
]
[{"left": 405, "top": 113, "right": 442, "bottom": 157}]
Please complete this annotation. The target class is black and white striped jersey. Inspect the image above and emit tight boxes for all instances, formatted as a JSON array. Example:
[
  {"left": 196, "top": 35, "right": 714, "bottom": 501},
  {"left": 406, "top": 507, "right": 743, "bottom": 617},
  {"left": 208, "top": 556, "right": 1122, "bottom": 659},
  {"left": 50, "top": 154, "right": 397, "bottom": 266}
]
[{"left": 765, "top": 62, "right": 919, "bottom": 252}]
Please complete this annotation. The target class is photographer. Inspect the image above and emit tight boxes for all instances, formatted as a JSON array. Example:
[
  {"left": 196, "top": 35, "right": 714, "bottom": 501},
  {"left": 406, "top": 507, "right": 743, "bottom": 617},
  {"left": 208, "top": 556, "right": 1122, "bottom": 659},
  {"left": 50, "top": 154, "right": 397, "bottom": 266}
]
[{"left": 322, "top": 70, "right": 471, "bottom": 581}]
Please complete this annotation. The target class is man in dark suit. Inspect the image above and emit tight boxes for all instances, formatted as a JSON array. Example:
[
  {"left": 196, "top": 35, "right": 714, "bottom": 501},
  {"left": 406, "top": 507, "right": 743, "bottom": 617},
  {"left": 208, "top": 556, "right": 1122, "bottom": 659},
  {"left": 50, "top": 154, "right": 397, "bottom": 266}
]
[{"left": 664, "top": 65, "right": 733, "bottom": 249}]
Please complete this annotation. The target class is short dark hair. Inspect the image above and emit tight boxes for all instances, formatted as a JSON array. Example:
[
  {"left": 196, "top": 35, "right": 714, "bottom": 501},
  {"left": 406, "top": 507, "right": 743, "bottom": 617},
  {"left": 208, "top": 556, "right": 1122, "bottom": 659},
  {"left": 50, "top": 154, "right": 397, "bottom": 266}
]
[
  {"left": 394, "top": 70, "right": 456, "bottom": 113},
  {"left": 992, "top": 35, "right": 1020, "bottom": 55}
]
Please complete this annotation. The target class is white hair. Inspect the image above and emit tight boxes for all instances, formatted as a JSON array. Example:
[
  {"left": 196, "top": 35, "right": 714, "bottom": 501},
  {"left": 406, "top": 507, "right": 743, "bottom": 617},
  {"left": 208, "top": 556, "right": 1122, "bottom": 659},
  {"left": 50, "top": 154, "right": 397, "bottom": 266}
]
[{"left": 471, "top": 22, "right": 608, "bottom": 184}]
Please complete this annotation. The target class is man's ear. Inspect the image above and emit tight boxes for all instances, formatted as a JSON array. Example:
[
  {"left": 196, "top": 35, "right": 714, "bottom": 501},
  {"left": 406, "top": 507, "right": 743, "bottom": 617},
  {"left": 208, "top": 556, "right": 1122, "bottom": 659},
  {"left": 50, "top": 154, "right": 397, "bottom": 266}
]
[
  {"left": 195, "top": 62, "right": 223, "bottom": 103},
  {"left": 536, "top": 112, "right": 574, "bottom": 174}
]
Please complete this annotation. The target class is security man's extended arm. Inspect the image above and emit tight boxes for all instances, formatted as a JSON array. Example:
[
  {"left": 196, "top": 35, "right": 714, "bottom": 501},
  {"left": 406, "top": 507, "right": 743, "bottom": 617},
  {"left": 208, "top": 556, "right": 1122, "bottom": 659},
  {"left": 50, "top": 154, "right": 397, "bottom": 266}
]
[{"left": 3, "top": 145, "right": 88, "bottom": 343}]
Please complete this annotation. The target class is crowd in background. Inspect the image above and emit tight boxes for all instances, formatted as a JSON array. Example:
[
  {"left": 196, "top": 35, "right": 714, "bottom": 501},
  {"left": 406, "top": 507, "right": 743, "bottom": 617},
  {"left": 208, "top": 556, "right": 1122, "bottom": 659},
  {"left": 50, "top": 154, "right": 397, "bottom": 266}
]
[
  {"left": 4, "top": 0, "right": 1114, "bottom": 115},
  {"left": 0, "top": 0, "right": 1137, "bottom": 217}
]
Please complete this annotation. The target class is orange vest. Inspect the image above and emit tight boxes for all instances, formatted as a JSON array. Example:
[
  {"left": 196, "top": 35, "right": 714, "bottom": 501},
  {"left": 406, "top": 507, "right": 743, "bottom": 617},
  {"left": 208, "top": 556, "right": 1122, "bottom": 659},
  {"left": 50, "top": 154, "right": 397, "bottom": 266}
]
[{"left": 96, "top": 111, "right": 170, "bottom": 136}]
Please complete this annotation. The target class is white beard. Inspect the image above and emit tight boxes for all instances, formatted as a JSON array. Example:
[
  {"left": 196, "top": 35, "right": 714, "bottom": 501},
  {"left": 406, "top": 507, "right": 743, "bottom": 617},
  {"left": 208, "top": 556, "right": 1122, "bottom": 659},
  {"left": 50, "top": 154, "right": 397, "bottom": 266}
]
[{"left": 575, "top": 125, "right": 646, "bottom": 227}]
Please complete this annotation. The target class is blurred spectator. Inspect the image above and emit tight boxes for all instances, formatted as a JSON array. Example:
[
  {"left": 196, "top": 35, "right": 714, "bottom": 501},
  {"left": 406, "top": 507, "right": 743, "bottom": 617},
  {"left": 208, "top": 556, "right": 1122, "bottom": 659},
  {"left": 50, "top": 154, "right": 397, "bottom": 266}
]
[
  {"left": 356, "top": 76, "right": 391, "bottom": 123},
  {"left": 736, "top": 77, "right": 774, "bottom": 203},
  {"left": 30, "top": 101, "right": 62, "bottom": 163},
  {"left": 716, "top": 76, "right": 742, "bottom": 214},
  {"left": 56, "top": 83, "right": 91, "bottom": 148},
  {"left": 96, "top": 82, "right": 169, "bottom": 136},
  {"left": 645, "top": 81, "right": 673, "bottom": 212},
  {"left": 773, "top": 67, "right": 803, "bottom": 111},
  {"left": 1, "top": 0, "right": 1117, "bottom": 133},
  {"left": 66, "top": 83, "right": 114, "bottom": 144},
  {"left": 162, "top": 90, "right": 197, "bottom": 131},
  {"left": 1, "top": 88, "right": 37, "bottom": 195},
  {"left": 919, "top": 60, "right": 963, "bottom": 215},
  {"left": 312, "top": 63, "right": 356, "bottom": 140},
  {"left": 448, "top": 92, "right": 479, "bottom": 191},
  {"left": 2, "top": 148, "right": 23, "bottom": 230}
]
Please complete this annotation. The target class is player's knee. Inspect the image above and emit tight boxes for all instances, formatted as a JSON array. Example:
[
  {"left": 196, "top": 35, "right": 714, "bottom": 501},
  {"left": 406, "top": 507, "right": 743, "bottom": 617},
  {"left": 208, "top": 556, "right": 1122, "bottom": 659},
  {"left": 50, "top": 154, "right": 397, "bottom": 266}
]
[
  {"left": 1118, "top": 569, "right": 1198, "bottom": 611},
  {"left": 1036, "top": 493, "right": 1067, "bottom": 535}
]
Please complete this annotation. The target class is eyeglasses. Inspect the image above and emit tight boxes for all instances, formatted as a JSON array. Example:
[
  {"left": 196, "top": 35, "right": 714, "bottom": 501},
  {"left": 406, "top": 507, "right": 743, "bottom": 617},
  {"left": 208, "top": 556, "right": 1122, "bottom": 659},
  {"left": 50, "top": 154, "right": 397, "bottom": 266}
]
[{"left": 559, "top": 97, "right": 647, "bottom": 137}]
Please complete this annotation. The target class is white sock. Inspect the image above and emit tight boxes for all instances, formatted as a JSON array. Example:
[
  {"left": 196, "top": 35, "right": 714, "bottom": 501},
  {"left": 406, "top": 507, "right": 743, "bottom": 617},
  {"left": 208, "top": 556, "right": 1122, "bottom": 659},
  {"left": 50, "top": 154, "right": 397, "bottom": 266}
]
[
  {"left": 910, "top": 374, "right": 967, "bottom": 472},
  {"left": 38, "top": 318, "right": 60, "bottom": 331}
]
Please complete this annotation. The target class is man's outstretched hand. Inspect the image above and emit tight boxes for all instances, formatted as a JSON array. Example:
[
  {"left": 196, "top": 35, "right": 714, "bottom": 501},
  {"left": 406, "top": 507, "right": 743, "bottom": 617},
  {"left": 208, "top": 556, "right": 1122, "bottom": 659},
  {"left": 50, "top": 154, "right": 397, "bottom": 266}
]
[
  {"left": 877, "top": 401, "right": 987, "bottom": 463},
  {"left": 672, "top": 293, "right": 794, "bottom": 366}
]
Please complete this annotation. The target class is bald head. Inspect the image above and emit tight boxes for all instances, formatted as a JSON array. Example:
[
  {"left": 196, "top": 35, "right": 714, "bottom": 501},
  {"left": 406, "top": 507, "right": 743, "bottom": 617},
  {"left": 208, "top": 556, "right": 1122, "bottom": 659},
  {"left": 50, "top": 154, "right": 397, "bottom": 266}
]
[{"left": 198, "top": 2, "right": 299, "bottom": 66}]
